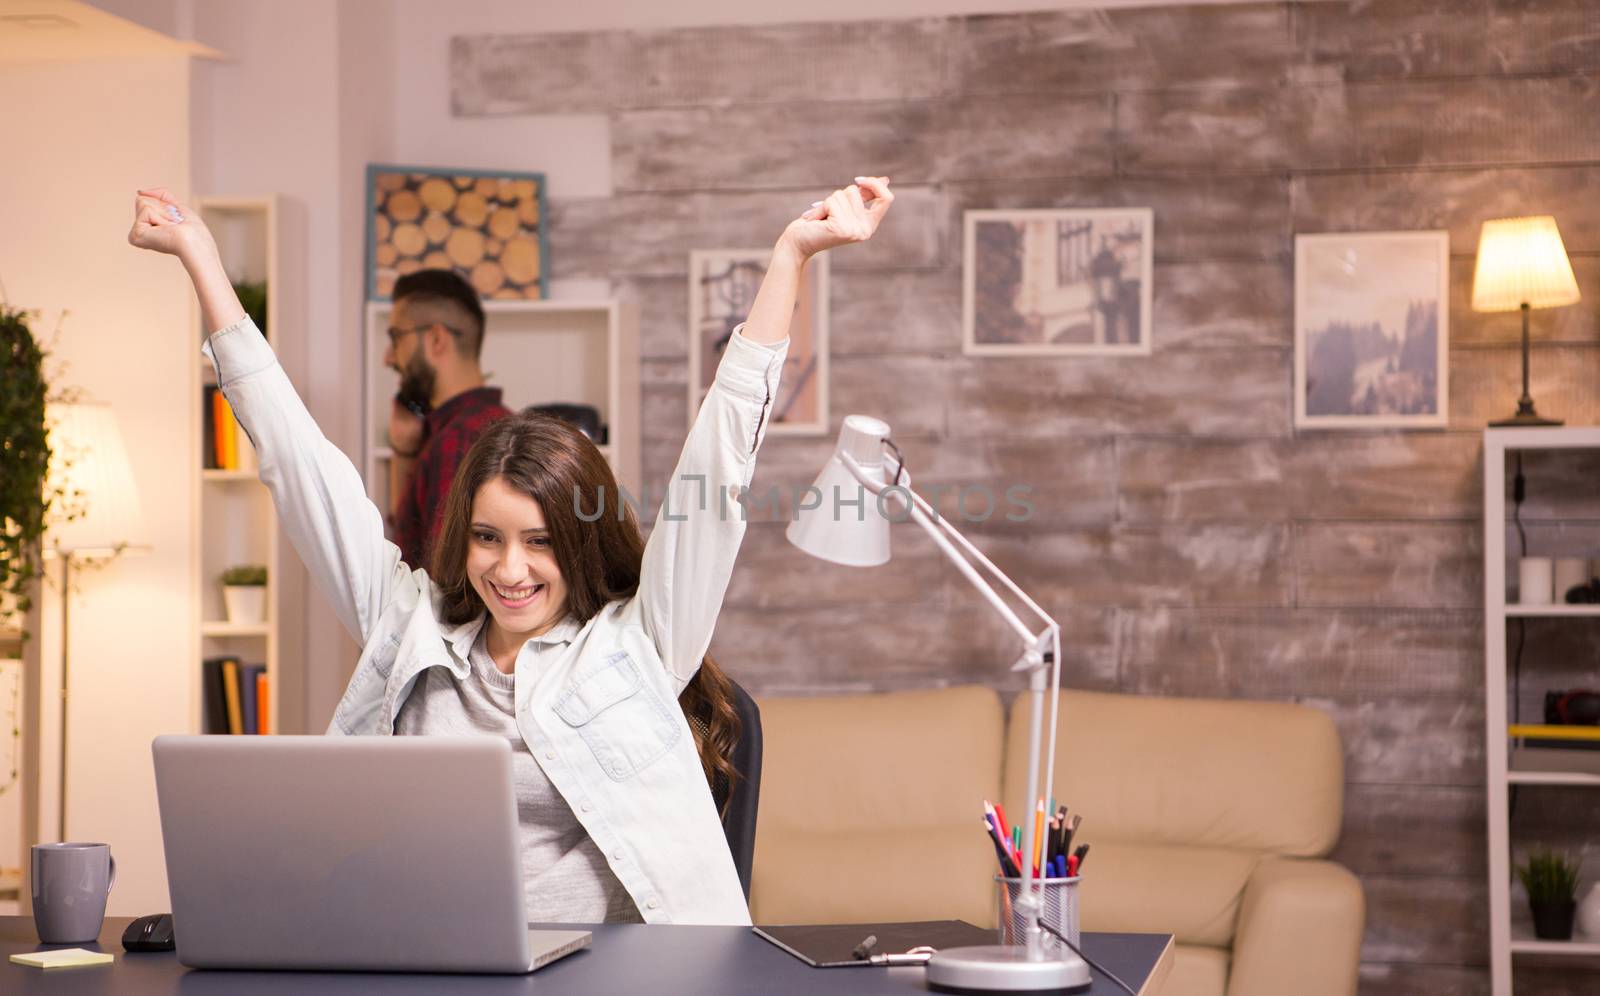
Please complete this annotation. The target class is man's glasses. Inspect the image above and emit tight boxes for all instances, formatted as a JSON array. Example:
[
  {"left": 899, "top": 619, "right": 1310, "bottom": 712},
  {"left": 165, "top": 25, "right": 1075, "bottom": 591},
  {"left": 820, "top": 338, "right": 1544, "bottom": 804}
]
[{"left": 386, "top": 323, "right": 463, "bottom": 349}]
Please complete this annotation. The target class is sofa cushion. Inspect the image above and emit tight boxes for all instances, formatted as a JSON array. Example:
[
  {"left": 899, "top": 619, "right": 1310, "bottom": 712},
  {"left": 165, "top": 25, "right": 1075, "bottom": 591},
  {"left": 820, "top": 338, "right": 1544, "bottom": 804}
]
[
  {"left": 1164, "top": 945, "right": 1230, "bottom": 996},
  {"left": 1076, "top": 841, "right": 1259, "bottom": 947},
  {"left": 750, "top": 825, "right": 999, "bottom": 926},
  {"left": 752, "top": 686, "right": 1005, "bottom": 925},
  {"left": 1003, "top": 690, "right": 1343, "bottom": 858}
]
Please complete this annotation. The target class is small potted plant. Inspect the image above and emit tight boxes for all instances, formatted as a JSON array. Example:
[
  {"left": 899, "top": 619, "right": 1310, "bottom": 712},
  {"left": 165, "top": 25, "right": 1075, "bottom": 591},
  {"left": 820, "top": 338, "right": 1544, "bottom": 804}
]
[
  {"left": 1518, "top": 848, "right": 1580, "bottom": 941},
  {"left": 221, "top": 565, "right": 268, "bottom": 624}
]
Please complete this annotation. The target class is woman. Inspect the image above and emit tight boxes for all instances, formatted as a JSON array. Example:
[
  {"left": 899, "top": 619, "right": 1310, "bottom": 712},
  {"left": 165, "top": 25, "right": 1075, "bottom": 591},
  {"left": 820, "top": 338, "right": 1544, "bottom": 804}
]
[{"left": 128, "top": 176, "right": 893, "bottom": 926}]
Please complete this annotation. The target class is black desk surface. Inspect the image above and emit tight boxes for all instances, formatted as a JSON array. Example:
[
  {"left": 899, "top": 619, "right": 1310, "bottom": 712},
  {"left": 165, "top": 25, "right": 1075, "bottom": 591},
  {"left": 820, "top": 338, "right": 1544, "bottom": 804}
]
[{"left": 2, "top": 916, "right": 1174, "bottom": 995}]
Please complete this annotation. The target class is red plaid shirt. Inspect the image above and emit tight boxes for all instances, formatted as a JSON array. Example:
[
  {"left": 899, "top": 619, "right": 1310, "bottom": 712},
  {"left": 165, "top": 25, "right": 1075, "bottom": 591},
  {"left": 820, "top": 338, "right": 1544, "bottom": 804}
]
[{"left": 392, "top": 386, "right": 513, "bottom": 570}]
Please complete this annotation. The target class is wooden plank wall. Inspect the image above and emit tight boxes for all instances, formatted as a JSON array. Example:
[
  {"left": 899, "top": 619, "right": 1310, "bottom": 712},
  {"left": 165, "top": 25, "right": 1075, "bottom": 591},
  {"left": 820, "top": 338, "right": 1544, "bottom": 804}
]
[{"left": 452, "top": 3, "right": 1600, "bottom": 991}]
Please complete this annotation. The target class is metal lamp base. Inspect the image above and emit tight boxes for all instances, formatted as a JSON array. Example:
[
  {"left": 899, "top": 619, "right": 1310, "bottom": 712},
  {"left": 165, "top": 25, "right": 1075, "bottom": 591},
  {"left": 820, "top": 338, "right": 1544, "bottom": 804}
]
[
  {"left": 926, "top": 945, "right": 1093, "bottom": 994},
  {"left": 1490, "top": 409, "right": 1563, "bottom": 427}
]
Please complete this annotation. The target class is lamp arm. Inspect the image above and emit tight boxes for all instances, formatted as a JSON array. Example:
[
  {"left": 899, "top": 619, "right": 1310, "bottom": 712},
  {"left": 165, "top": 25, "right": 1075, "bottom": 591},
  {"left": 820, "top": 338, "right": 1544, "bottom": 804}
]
[
  {"left": 905, "top": 501, "right": 1041, "bottom": 646},
  {"left": 901, "top": 482, "right": 1059, "bottom": 633},
  {"left": 837, "top": 450, "right": 1066, "bottom": 961}
]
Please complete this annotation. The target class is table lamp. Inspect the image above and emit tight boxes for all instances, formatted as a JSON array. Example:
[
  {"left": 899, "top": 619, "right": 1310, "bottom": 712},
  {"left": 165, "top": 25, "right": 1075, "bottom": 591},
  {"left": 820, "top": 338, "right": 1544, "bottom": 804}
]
[
  {"left": 43, "top": 402, "right": 148, "bottom": 839},
  {"left": 787, "top": 415, "right": 1091, "bottom": 993},
  {"left": 1471, "top": 215, "right": 1581, "bottom": 426}
]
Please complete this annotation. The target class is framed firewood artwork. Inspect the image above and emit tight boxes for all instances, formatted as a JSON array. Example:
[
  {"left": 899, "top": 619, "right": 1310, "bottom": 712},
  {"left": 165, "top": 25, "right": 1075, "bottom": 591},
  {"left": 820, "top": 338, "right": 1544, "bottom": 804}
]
[{"left": 364, "top": 164, "right": 547, "bottom": 301}]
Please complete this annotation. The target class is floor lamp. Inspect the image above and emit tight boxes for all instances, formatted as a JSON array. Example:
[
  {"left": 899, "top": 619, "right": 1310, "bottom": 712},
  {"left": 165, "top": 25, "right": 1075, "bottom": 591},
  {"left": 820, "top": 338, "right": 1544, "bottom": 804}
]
[
  {"left": 43, "top": 402, "right": 147, "bottom": 841},
  {"left": 1471, "top": 215, "right": 1582, "bottom": 427},
  {"left": 787, "top": 416, "right": 1092, "bottom": 993}
]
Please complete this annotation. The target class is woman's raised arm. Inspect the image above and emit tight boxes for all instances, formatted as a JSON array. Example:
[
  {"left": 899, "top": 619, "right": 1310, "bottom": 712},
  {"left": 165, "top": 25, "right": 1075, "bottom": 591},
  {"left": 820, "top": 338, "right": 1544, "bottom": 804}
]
[
  {"left": 634, "top": 177, "right": 894, "bottom": 688},
  {"left": 129, "top": 189, "right": 411, "bottom": 645}
]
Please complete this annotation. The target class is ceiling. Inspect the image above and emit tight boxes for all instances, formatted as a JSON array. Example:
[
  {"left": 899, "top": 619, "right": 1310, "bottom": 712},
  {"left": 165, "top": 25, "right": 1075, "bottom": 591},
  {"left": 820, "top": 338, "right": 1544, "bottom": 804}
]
[{"left": 0, "top": 0, "right": 212, "bottom": 63}]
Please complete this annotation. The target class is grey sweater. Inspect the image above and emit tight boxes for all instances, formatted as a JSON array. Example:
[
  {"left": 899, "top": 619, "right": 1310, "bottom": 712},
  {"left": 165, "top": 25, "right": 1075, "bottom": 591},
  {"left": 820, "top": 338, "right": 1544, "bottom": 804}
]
[{"left": 394, "top": 624, "right": 643, "bottom": 923}]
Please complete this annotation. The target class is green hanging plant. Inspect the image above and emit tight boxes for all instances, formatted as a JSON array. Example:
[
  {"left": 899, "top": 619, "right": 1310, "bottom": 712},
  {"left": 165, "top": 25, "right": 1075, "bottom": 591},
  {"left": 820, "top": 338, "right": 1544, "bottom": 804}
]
[{"left": 0, "top": 304, "right": 52, "bottom": 638}]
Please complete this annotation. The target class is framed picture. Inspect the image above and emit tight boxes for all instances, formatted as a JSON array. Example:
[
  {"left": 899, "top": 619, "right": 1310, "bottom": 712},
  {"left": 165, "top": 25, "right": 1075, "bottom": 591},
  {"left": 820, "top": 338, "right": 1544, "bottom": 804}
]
[
  {"left": 1294, "top": 230, "right": 1449, "bottom": 429},
  {"left": 963, "top": 208, "right": 1153, "bottom": 356},
  {"left": 687, "top": 249, "right": 829, "bottom": 436},
  {"left": 364, "top": 164, "right": 547, "bottom": 301}
]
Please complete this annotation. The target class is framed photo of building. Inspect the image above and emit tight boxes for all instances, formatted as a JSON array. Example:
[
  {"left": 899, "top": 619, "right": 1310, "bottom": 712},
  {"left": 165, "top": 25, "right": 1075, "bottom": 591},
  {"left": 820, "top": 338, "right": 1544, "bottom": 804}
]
[
  {"left": 1295, "top": 230, "right": 1449, "bottom": 429},
  {"left": 963, "top": 208, "right": 1153, "bottom": 356},
  {"left": 687, "top": 249, "right": 829, "bottom": 436},
  {"left": 364, "top": 164, "right": 547, "bottom": 301}
]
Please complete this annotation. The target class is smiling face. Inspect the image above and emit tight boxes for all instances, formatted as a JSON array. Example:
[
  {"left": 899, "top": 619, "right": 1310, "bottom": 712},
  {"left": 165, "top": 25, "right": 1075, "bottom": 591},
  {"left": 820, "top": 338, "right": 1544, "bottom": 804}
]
[{"left": 465, "top": 476, "right": 569, "bottom": 639}]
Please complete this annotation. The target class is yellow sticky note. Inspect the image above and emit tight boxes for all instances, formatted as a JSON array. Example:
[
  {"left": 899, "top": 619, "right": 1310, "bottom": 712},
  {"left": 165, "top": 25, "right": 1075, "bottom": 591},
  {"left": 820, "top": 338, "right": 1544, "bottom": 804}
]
[{"left": 10, "top": 948, "right": 115, "bottom": 969}]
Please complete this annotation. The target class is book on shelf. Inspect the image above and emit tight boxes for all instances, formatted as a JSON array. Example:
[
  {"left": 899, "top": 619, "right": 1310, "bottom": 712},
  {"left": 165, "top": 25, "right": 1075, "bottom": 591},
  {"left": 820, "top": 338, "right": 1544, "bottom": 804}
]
[
  {"left": 239, "top": 663, "right": 264, "bottom": 736},
  {"left": 1509, "top": 723, "right": 1600, "bottom": 750},
  {"left": 202, "top": 386, "right": 218, "bottom": 470},
  {"left": 256, "top": 669, "right": 270, "bottom": 735},
  {"left": 203, "top": 656, "right": 268, "bottom": 734},
  {"left": 201, "top": 657, "right": 228, "bottom": 733},
  {"left": 202, "top": 387, "right": 257, "bottom": 472},
  {"left": 222, "top": 659, "right": 243, "bottom": 734}
]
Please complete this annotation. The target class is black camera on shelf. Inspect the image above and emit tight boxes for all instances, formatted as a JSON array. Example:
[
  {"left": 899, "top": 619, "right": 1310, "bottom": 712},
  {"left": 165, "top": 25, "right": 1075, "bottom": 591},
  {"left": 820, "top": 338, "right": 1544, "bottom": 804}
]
[
  {"left": 523, "top": 403, "right": 606, "bottom": 445},
  {"left": 1566, "top": 578, "right": 1600, "bottom": 604},
  {"left": 1543, "top": 690, "right": 1600, "bottom": 751},
  {"left": 1547, "top": 689, "right": 1600, "bottom": 726}
]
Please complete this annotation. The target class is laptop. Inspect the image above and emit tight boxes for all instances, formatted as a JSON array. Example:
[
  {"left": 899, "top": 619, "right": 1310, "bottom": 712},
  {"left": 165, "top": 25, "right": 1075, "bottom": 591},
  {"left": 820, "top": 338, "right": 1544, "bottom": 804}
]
[{"left": 152, "top": 735, "right": 591, "bottom": 973}]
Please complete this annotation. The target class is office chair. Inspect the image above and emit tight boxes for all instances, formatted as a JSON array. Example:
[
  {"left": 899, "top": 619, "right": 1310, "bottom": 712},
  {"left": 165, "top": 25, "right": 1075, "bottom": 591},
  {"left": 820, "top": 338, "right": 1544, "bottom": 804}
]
[{"left": 684, "top": 676, "right": 762, "bottom": 899}]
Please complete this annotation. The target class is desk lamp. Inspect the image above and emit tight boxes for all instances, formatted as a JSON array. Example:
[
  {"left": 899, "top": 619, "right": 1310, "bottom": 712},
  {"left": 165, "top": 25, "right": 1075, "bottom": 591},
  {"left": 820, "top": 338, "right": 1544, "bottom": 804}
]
[
  {"left": 1471, "top": 215, "right": 1581, "bottom": 426},
  {"left": 787, "top": 415, "right": 1091, "bottom": 993}
]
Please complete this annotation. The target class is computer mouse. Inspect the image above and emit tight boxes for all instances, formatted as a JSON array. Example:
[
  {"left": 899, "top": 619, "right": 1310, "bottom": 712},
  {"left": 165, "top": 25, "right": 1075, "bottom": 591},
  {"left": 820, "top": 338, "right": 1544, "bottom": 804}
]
[{"left": 122, "top": 913, "right": 176, "bottom": 952}]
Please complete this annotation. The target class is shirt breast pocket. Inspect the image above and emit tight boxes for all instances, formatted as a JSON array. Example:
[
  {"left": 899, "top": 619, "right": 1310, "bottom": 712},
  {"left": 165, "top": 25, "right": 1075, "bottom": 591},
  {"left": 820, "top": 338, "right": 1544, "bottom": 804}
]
[{"left": 554, "top": 651, "right": 682, "bottom": 781}]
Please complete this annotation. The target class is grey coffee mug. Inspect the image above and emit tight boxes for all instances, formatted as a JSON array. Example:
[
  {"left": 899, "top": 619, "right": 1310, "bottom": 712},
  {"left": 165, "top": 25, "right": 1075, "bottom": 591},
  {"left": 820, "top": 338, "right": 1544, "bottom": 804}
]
[{"left": 31, "top": 842, "right": 117, "bottom": 944}]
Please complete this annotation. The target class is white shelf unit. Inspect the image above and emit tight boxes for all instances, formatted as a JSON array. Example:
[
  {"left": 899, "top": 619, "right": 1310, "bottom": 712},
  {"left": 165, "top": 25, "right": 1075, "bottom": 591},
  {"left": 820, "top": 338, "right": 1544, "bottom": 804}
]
[
  {"left": 362, "top": 299, "right": 640, "bottom": 541},
  {"left": 193, "top": 196, "right": 281, "bottom": 736},
  {"left": 1484, "top": 426, "right": 1600, "bottom": 994}
]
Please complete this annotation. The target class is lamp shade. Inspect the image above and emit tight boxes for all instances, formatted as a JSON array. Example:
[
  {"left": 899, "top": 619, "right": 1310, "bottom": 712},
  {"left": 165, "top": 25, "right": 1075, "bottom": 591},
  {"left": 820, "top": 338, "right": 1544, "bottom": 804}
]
[
  {"left": 1471, "top": 215, "right": 1582, "bottom": 313},
  {"left": 44, "top": 402, "right": 148, "bottom": 555},
  {"left": 785, "top": 415, "right": 895, "bottom": 567}
]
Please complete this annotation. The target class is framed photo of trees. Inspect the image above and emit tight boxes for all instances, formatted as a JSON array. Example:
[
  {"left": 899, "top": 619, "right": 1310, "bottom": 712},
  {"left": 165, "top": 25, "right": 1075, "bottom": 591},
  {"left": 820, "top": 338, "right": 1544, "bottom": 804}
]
[{"left": 1294, "top": 230, "right": 1449, "bottom": 429}]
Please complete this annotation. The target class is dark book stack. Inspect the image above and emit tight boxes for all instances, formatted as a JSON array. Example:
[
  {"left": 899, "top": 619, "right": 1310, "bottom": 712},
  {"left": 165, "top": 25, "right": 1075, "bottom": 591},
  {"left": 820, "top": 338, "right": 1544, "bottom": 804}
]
[{"left": 202, "top": 657, "right": 269, "bottom": 734}]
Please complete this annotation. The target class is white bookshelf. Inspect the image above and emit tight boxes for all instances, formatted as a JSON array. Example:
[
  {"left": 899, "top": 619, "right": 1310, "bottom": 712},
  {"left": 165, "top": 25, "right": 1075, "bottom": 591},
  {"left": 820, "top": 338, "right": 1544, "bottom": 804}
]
[
  {"left": 193, "top": 196, "right": 282, "bottom": 736},
  {"left": 362, "top": 299, "right": 640, "bottom": 534},
  {"left": 1484, "top": 426, "right": 1600, "bottom": 994}
]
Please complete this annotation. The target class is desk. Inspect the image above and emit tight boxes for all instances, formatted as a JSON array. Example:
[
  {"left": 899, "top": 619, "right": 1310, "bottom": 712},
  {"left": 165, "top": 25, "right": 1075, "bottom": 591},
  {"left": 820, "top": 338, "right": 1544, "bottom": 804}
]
[{"left": 1, "top": 916, "right": 1173, "bottom": 995}]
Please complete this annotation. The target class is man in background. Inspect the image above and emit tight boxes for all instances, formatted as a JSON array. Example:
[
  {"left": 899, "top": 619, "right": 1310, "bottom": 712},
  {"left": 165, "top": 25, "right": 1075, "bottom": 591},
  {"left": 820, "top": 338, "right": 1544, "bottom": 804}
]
[{"left": 385, "top": 269, "right": 512, "bottom": 569}]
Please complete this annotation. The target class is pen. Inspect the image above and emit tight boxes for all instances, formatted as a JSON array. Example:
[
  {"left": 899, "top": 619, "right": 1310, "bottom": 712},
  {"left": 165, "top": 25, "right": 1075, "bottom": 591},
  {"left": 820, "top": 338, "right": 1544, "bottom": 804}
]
[
  {"left": 1073, "top": 842, "right": 1091, "bottom": 872},
  {"left": 1067, "top": 854, "right": 1078, "bottom": 877},
  {"left": 868, "top": 948, "right": 937, "bottom": 966},
  {"left": 1033, "top": 799, "right": 1046, "bottom": 876},
  {"left": 983, "top": 817, "right": 1021, "bottom": 878}
]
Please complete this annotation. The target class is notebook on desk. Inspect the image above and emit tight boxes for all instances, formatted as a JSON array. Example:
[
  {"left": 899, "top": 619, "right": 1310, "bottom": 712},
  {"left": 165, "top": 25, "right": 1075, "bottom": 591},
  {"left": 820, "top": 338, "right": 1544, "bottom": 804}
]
[
  {"left": 153, "top": 735, "right": 590, "bottom": 974},
  {"left": 754, "top": 921, "right": 994, "bottom": 967}
]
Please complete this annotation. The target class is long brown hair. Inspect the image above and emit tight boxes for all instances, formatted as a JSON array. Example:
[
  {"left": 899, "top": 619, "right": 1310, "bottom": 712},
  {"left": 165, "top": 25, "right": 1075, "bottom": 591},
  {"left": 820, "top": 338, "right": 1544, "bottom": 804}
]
[{"left": 430, "top": 411, "right": 741, "bottom": 810}]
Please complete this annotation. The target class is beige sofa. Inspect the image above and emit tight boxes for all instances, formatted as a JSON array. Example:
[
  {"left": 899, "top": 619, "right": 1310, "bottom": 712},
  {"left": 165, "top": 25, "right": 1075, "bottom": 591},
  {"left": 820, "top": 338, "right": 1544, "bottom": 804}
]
[{"left": 751, "top": 686, "right": 1364, "bottom": 996}]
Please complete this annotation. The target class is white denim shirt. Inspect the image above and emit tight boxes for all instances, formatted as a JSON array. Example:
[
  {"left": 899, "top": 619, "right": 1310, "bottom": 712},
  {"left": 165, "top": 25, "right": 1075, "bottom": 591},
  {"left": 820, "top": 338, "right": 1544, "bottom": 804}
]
[{"left": 203, "top": 316, "right": 786, "bottom": 926}]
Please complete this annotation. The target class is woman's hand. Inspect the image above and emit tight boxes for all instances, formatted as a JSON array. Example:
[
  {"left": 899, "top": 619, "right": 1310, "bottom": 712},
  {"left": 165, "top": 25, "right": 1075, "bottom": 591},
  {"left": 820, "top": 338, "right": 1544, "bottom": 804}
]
[
  {"left": 129, "top": 187, "right": 243, "bottom": 333},
  {"left": 128, "top": 188, "right": 214, "bottom": 261},
  {"left": 778, "top": 176, "right": 894, "bottom": 261}
]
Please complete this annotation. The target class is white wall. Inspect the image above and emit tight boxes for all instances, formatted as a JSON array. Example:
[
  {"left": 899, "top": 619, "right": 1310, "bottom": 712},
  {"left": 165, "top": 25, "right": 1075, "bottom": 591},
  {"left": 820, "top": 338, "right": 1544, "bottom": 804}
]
[
  {"left": 189, "top": 0, "right": 388, "bottom": 730},
  {"left": 0, "top": 54, "right": 194, "bottom": 916}
]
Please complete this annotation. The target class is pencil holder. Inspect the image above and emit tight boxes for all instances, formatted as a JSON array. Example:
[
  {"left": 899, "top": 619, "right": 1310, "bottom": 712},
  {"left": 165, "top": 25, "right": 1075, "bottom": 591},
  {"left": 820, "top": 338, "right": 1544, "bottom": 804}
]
[{"left": 995, "top": 875, "right": 1080, "bottom": 953}]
